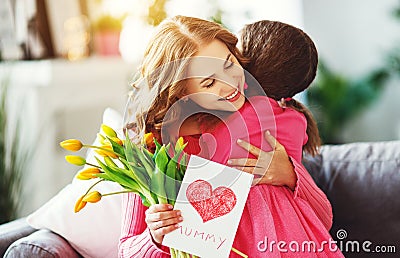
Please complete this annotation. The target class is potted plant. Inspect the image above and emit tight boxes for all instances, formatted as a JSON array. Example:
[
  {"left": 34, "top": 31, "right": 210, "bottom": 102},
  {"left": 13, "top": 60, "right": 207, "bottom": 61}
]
[
  {"left": 306, "top": 61, "right": 389, "bottom": 144},
  {"left": 92, "top": 14, "right": 124, "bottom": 56},
  {"left": 0, "top": 78, "right": 31, "bottom": 223}
]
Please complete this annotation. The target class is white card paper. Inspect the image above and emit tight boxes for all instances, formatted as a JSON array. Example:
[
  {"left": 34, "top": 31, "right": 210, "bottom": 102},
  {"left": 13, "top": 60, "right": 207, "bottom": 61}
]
[{"left": 162, "top": 155, "right": 253, "bottom": 258}]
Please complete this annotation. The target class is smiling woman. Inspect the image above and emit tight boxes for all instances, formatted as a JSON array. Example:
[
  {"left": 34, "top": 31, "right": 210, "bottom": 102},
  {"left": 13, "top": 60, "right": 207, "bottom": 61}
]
[{"left": 185, "top": 41, "right": 246, "bottom": 112}]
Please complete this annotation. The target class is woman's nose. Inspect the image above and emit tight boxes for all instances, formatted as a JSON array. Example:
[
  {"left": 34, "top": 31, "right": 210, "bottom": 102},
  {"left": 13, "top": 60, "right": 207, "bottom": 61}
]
[{"left": 215, "top": 80, "right": 237, "bottom": 98}]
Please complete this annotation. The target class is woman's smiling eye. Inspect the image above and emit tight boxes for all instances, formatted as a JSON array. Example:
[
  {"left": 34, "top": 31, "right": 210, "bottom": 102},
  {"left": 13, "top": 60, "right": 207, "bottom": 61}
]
[{"left": 204, "top": 79, "right": 215, "bottom": 88}]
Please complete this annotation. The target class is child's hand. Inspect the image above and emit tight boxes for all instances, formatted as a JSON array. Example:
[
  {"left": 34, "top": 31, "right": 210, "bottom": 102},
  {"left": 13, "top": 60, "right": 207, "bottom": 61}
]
[
  {"left": 227, "top": 130, "right": 297, "bottom": 190},
  {"left": 145, "top": 204, "right": 183, "bottom": 244}
]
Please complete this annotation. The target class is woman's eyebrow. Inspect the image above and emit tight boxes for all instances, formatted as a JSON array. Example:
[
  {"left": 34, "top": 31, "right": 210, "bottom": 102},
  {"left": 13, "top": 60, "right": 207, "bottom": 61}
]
[
  {"left": 200, "top": 54, "right": 232, "bottom": 84},
  {"left": 224, "top": 53, "right": 232, "bottom": 67}
]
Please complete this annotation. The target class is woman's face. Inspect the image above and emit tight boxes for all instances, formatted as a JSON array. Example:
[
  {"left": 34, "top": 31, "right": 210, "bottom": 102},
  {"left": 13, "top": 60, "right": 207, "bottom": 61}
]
[{"left": 184, "top": 39, "right": 246, "bottom": 112}]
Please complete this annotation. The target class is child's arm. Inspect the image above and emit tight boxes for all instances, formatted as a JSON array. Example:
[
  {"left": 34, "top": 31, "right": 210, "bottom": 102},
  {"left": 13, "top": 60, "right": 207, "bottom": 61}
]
[{"left": 118, "top": 192, "right": 171, "bottom": 258}]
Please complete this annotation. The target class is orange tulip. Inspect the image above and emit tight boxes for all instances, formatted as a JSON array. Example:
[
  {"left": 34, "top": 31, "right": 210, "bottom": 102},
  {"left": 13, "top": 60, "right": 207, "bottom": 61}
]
[
  {"left": 82, "top": 191, "right": 102, "bottom": 203},
  {"left": 144, "top": 132, "right": 154, "bottom": 146},
  {"left": 74, "top": 195, "right": 87, "bottom": 213},
  {"left": 76, "top": 167, "right": 101, "bottom": 180}
]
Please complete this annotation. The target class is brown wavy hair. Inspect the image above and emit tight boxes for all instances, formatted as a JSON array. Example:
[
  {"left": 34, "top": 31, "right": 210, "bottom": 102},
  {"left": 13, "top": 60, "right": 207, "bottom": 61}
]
[
  {"left": 125, "top": 15, "right": 246, "bottom": 143},
  {"left": 241, "top": 20, "right": 321, "bottom": 155}
]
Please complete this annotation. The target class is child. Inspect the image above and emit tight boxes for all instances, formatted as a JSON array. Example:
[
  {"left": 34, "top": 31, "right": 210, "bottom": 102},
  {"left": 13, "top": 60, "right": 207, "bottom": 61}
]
[
  {"left": 200, "top": 20, "right": 344, "bottom": 257},
  {"left": 119, "top": 16, "right": 336, "bottom": 257}
]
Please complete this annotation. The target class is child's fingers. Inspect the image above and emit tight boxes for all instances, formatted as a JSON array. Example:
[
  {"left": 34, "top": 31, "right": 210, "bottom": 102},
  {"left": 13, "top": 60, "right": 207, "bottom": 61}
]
[
  {"left": 146, "top": 204, "right": 173, "bottom": 214},
  {"left": 154, "top": 224, "right": 180, "bottom": 237},
  {"left": 148, "top": 216, "right": 183, "bottom": 231},
  {"left": 236, "top": 139, "right": 262, "bottom": 157},
  {"left": 146, "top": 210, "right": 181, "bottom": 223}
]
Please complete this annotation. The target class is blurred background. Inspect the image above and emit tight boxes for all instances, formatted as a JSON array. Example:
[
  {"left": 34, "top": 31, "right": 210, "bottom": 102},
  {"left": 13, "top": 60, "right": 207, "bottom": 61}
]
[{"left": 0, "top": 0, "right": 399, "bottom": 222}]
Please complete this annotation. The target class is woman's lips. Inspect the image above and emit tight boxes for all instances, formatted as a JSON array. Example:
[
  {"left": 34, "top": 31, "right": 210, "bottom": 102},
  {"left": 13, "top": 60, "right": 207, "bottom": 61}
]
[{"left": 225, "top": 88, "right": 241, "bottom": 102}]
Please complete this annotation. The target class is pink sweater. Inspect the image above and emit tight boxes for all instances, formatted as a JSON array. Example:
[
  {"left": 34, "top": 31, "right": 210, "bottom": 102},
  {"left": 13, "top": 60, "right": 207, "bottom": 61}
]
[{"left": 119, "top": 97, "right": 334, "bottom": 257}]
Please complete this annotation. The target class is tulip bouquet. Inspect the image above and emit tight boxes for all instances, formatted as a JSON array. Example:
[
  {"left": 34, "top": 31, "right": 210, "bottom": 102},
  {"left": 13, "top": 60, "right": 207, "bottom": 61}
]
[
  {"left": 60, "top": 124, "right": 196, "bottom": 258},
  {"left": 61, "top": 124, "right": 248, "bottom": 258}
]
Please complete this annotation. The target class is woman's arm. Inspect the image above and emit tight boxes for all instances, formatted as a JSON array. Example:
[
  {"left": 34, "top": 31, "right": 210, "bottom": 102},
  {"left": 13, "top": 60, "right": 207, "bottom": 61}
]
[
  {"left": 227, "top": 130, "right": 333, "bottom": 230},
  {"left": 118, "top": 192, "right": 171, "bottom": 258}
]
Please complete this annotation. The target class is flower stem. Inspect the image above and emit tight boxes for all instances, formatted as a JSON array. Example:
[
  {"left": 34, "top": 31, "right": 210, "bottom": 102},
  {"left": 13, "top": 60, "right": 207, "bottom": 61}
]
[
  {"left": 102, "top": 190, "right": 134, "bottom": 197},
  {"left": 231, "top": 247, "right": 248, "bottom": 258},
  {"left": 84, "top": 179, "right": 105, "bottom": 196},
  {"left": 170, "top": 248, "right": 177, "bottom": 258},
  {"left": 83, "top": 144, "right": 125, "bottom": 159},
  {"left": 85, "top": 162, "right": 102, "bottom": 169}
]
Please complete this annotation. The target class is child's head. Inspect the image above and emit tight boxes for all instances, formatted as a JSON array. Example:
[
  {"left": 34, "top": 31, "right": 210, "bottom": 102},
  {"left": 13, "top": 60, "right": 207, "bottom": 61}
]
[
  {"left": 127, "top": 15, "right": 246, "bottom": 140},
  {"left": 241, "top": 20, "right": 321, "bottom": 155},
  {"left": 241, "top": 20, "right": 318, "bottom": 100}
]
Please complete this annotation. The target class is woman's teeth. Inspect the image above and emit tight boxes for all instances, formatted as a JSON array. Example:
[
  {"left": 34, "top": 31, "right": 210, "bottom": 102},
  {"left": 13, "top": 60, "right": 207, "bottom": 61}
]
[{"left": 225, "top": 89, "right": 239, "bottom": 100}]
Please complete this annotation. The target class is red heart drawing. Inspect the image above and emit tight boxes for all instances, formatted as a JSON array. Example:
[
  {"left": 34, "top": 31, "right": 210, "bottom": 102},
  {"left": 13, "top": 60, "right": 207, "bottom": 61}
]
[{"left": 186, "top": 179, "right": 237, "bottom": 223}]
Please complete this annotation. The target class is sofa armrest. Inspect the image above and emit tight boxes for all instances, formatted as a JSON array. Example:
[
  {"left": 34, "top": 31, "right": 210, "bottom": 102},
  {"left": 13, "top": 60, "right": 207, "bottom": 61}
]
[
  {"left": 4, "top": 229, "right": 82, "bottom": 258},
  {"left": 0, "top": 218, "right": 37, "bottom": 256}
]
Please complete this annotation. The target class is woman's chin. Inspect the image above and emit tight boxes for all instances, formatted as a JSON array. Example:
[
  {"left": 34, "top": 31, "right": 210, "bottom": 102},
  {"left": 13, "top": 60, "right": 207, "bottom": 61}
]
[{"left": 226, "top": 95, "right": 245, "bottom": 111}]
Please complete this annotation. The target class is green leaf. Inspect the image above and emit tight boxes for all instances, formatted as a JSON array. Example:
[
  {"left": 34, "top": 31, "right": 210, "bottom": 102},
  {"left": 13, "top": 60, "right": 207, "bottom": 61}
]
[
  {"left": 143, "top": 148, "right": 154, "bottom": 160},
  {"left": 107, "top": 136, "right": 125, "bottom": 157},
  {"left": 119, "top": 158, "right": 149, "bottom": 189},
  {"left": 155, "top": 146, "right": 169, "bottom": 172},
  {"left": 165, "top": 159, "right": 179, "bottom": 204},
  {"left": 138, "top": 192, "right": 151, "bottom": 207},
  {"left": 132, "top": 143, "right": 155, "bottom": 174},
  {"left": 150, "top": 167, "right": 168, "bottom": 204},
  {"left": 95, "top": 157, "right": 139, "bottom": 190},
  {"left": 104, "top": 156, "right": 117, "bottom": 168},
  {"left": 172, "top": 142, "right": 187, "bottom": 163}
]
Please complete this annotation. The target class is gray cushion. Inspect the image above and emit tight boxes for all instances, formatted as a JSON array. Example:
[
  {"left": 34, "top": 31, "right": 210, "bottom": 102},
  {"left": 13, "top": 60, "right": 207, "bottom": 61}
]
[
  {"left": 4, "top": 229, "right": 81, "bottom": 258},
  {"left": 304, "top": 141, "right": 400, "bottom": 258}
]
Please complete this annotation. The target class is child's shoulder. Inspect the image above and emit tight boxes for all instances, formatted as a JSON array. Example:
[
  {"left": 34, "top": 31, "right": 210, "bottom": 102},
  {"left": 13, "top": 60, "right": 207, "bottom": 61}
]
[{"left": 247, "top": 95, "right": 307, "bottom": 126}]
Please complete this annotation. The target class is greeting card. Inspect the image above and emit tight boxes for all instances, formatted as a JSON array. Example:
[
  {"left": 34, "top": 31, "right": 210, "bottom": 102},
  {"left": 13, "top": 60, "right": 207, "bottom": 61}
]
[{"left": 162, "top": 155, "right": 253, "bottom": 258}]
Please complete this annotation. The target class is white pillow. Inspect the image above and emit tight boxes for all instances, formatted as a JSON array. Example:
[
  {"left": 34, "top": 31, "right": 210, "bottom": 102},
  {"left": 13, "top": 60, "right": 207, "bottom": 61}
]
[{"left": 27, "top": 108, "right": 124, "bottom": 258}]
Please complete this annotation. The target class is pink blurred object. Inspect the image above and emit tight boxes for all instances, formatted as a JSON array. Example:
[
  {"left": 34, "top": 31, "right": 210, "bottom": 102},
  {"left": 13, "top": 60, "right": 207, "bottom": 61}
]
[{"left": 93, "top": 31, "right": 120, "bottom": 56}]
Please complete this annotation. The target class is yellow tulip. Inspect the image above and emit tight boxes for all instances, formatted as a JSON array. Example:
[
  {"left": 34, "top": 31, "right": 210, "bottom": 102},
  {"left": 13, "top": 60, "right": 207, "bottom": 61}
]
[
  {"left": 144, "top": 132, "right": 154, "bottom": 146},
  {"left": 96, "top": 133, "right": 107, "bottom": 145},
  {"left": 74, "top": 195, "right": 87, "bottom": 213},
  {"left": 101, "top": 124, "right": 117, "bottom": 138},
  {"left": 76, "top": 167, "right": 101, "bottom": 180},
  {"left": 60, "top": 139, "right": 83, "bottom": 152},
  {"left": 82, "top": 191, "right": 102, "bottom": 203},
  {"left": 110, "top": 137, "right": 123, "bottom": 146},
  {"left": 177, "top": 137, "right": 184, "bottom": 149},
  {"left": 95, "top": 145, "right": 118, "bottom": 159},
  {"left": 65, "top": 155, "right": 86, "bottom": 166}
]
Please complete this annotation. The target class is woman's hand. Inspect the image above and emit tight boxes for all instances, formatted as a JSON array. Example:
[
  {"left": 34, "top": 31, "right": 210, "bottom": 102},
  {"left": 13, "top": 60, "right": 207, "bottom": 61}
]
[
  {"left": 145, "top": 204, "right": 183, "bottom": 244},
  {"left": 227, "top": 130, "right": 297, "bottom": 190}
]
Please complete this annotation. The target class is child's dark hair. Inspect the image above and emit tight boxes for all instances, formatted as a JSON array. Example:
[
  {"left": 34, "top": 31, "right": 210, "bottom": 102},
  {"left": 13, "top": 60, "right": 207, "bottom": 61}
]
[{"left": 241, "top": 20, "right": 321, "bottom": 156}]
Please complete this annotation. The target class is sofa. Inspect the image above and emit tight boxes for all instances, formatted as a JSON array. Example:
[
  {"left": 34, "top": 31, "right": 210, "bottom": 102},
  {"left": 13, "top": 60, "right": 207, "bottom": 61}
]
[{"left": 0, "top": 140, "right": 399, "bottom": 258}]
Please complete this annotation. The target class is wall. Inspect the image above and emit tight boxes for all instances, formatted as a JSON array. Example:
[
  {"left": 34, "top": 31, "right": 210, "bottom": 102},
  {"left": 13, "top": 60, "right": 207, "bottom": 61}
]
[
  {"left": 303, "top": 0, "right": 400, "bottom": 141},
  {"left": 1, "top": 57, "right": 133, "bottom": 216}
]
